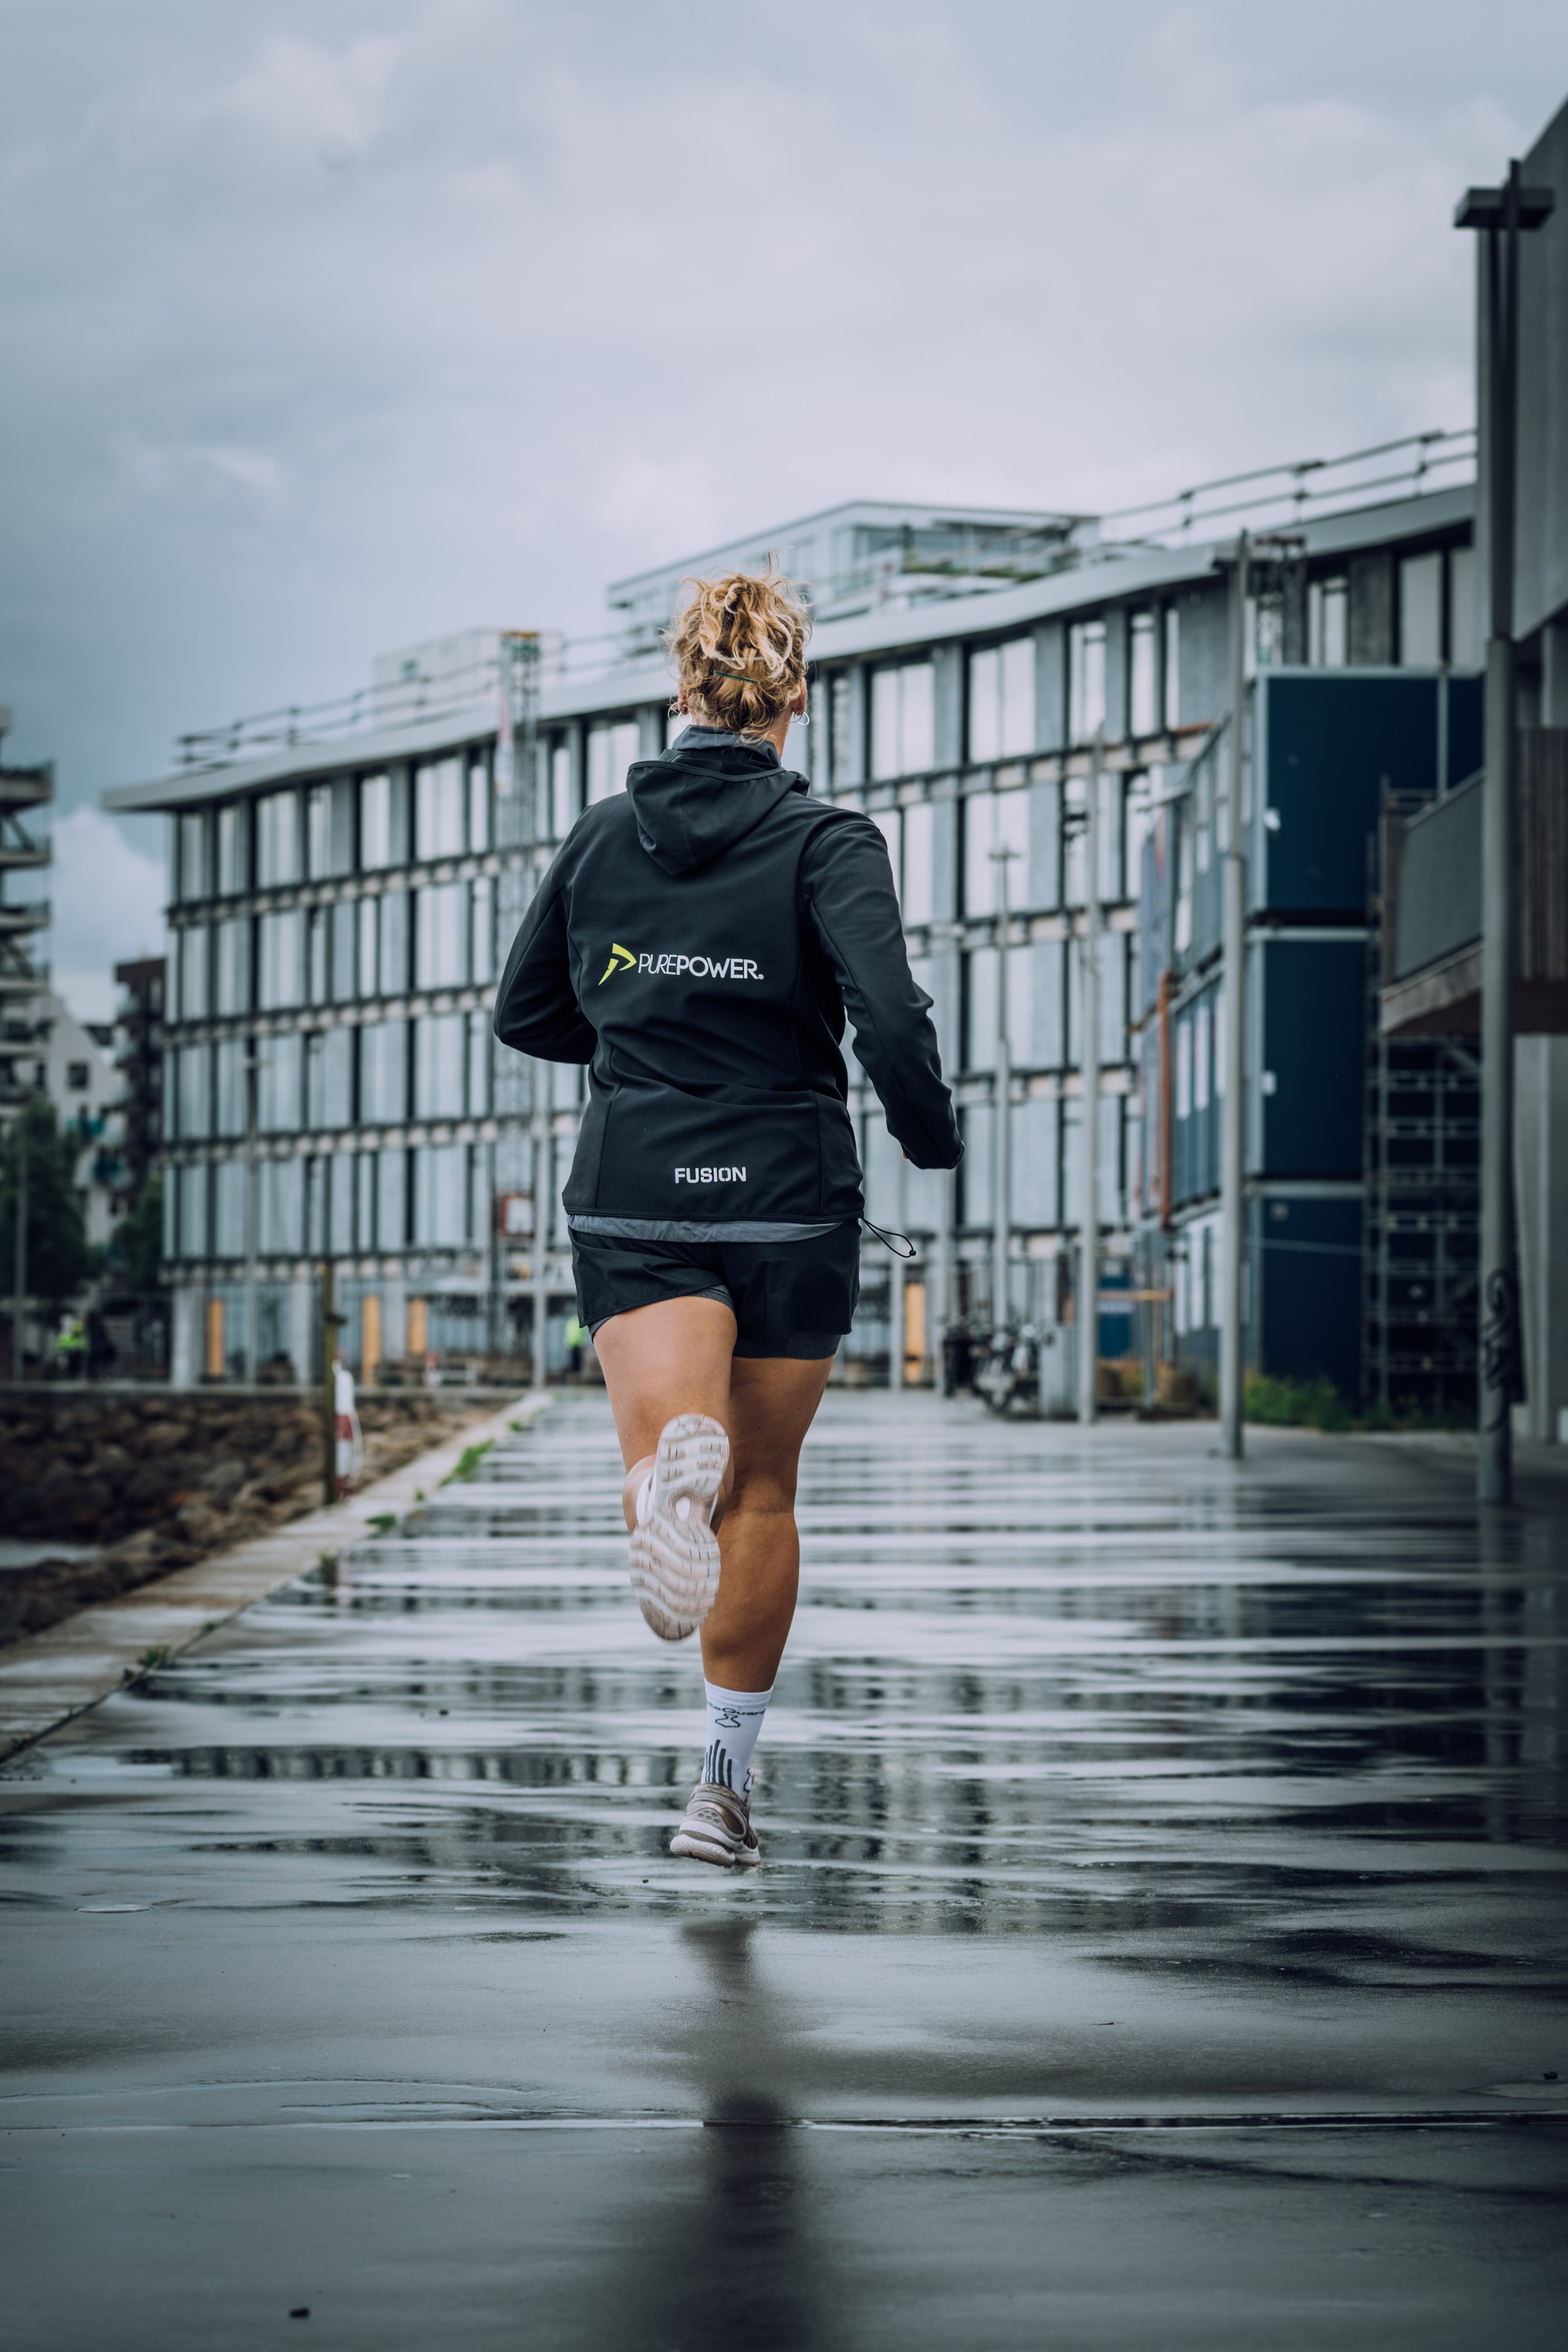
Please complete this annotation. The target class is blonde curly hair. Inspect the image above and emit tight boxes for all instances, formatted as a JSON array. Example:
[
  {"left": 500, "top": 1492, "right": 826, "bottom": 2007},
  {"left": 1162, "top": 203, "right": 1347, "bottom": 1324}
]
[{"left": 665, "top": 570, "right": 811, "bottom": 737}]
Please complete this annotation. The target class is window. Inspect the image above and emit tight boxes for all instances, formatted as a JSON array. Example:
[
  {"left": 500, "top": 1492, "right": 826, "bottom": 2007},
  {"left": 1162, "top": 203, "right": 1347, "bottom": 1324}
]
[
  {"left": 258, "top": 1157, "right": 305, "bottom": 1256},
  {"left": 178, "top": 811, "right": 209, "bottom": 901},
  {"left": 467, "top": 757, "right": 490, "bottom": 853},
  {"left": 902, "top": 801, "right": 935, "bottom": 926},
  {"left": 306, "top": 1029, "right": 354, "bottom": 1130},
  {"left": 379, "top": 1148, "right": 408, "bottom": 1247},
  {"left": 1175, "top": 1012, "right": 1192, "bottom": 1120},
  {"left": 963, "top": 787, "right": 1029, "bottom": 919},
  {"left": 257, "top": 910, "right": 305, "bottom": 1009},
  {"left": 968, "top": 638, "right": 1035, "bottom": 763},
  {"left": 178, "top": 1046, "right": 210, "bottom": 1139},
  {"left": 415, "top": 757, "right": 464, "bottom": 859},
  {"left": 963, "top": 944, "right": 1034, "bottom": 1071},
  {"left": 306, "top": 783, "right": 332, "bottom": 879},
  {"left": 870, "top": 663, "right": 935, "bottom": 780},
  {"left": 829, "top": 674, "right": 853, "bottom": 786},
  {"left": 586, "top": 720, "right": 640, "bottom": 804},
  {"left": 255, "top": 790, "right": 301, "bottom": 887},
  {"left": 360, "top": 773, "right": 394, "bottom": 869},
  {"left": 307, "top": 908, "right": 329, "bottom": 1005},
  {"left": 1068, "top": 621, "right": 1106, "bottom": 743},
  {"left": 1194, "top": 997, "right": 1211, "bottom": 1113},
  {"left": 178, "top": 924, "right": 209, "bottom": 1021},
  {"left": 470, "top": 877, "right": 495, "bottom": 985},
  {"left": 361, "top": 1020, "right": 408, "bottom": 1124},
  {"left": 414, "top": 1014, "right": 466, "bottom": 1119},
  {"left": 67, "top": 1059, "right": 89, "bottom": 1092},
  {"left": 415, "top": 883, "right": 467, "bottom": 989},
  {"left": 213, "top": 1160, "right": 246, "bottom": 1256},
  {"left": 217, "top": 803, "right": 249, "bottom": 895},
  {"left": 257, "top": 1034, "right": 302, "bottom": 1133},
  {"left": 215, "top": 1039, "right": 246, "bottom": 1136},
  {"left": 1129, "top": 613, "right": 1157, "bottom": 737},
  {"left": 330, "top": 1154, "right": 355, "bottom": 1255},
  {"left": 1163, "top": 607, "right": 1181, "bottom": 729},
  {"left": 1399, "top": 551, "right": 1443, "bottom": 667},
  {"left": 550, "top": 741, "right": 575, "bottom": 838},
  {"left": 215, "top": 918, "right": 250, "bottom": 1015},
  {"left": 414, "top": 1143, "right": 468, "bottom": 1246},
  {"left": 1308, "top": 577, "right": 1348, "bottom": 667},
  {"left": 178, "top": 1163, "right": 208, "bottom": 1258},
  {"left": 358, "top": 898, "right": 380, "bottom": 998},
  {"left": 467, "top": 1014, "right": 491, "bottom": 1118}
]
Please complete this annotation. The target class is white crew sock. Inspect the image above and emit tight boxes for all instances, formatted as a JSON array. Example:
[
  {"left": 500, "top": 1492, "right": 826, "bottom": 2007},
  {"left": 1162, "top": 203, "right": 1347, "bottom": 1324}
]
[{"left": 702, "top": 1682, "right": 772, "bottom": 1797}]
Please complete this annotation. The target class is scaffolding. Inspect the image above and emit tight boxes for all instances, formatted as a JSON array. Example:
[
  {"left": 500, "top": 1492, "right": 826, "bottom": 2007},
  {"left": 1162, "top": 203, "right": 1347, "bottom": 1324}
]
[{"left": 1362, "top": 803, "right": 1480, "bottom": 1417}]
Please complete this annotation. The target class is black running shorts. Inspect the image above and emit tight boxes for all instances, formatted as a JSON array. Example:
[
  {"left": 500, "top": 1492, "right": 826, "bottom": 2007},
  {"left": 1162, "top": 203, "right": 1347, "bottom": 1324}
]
[{"left": 571, "top": 1222, "right": 861, "bottom": 1360}]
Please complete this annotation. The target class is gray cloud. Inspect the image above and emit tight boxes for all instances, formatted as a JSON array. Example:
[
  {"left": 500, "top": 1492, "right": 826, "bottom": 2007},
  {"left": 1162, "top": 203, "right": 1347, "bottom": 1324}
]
[{"left": 1, "top": 0, "right": 1564, "bottom": 994}]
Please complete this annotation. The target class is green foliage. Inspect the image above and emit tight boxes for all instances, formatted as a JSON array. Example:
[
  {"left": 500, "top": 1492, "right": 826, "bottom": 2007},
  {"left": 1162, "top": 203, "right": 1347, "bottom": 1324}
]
[
  {"left": 367, "top": 1512, "right": 398, "bottom": 1534},
  {"left": 441, "top": 1439, "right": 494, "bottom": 1486},
  {"left": 112, "top": 1172, "right": 165, "bottom": 1292},
  {"left": 0, "top": 1095, "right": 98, "bottom": 1304},
  {"left": 1244, "top": 1373, "right": 1353, "bottom": 1432}
]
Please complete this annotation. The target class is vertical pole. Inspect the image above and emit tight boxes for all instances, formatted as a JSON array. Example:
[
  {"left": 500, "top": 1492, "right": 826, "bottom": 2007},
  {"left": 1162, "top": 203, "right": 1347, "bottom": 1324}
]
[
  {"left": 11, "top": 1104, "right": 28, "bottom": 1385},
  {"left": 992, "top": 842, "right": 1015, "bottom": 1340},
  {"left": 244, "top": 1046, "right": 259, "bottom": 1384},
  {"left": 1220, "top": 535, "right": 1250, "bottom": 1459},
  {"left": 1079, "top": 735, "right": 1102, "bottom": 1426},
  {"left": 889, "top": 1153, "right": 906, "bottom": 1391},
  {"left": 531, "top": 1082, "right": 549, "bottom": 1391},
  {"left": 1479, "top": 170, "right": 1522, "bottom": 1503},
  {"left": 321, "top": 1258, "right": 338, "bottom": 1507},
  {"left": 486, "top": 1141, "right": 503, "bottom": 1377}
]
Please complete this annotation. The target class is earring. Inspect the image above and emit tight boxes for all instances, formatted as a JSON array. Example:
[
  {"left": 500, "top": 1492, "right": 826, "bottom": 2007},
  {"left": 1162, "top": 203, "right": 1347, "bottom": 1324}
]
[{"left": 792, "top": 706, "right": 810, "bottom": 726}]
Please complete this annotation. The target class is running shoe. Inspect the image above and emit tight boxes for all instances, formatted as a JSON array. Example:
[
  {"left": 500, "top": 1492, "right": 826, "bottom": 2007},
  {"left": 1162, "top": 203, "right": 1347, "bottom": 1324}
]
[
  {"left": 669, "top": 1780, "right": 761, "bottom": 1868},
  {"left": 629, "top": 1412, "right": 729, "bottom": 1642}
]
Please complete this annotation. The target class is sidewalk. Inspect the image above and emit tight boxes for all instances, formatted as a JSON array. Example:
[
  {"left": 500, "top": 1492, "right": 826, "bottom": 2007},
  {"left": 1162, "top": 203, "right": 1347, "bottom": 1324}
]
[{"left": 0, "top": 1390, "right": 549, "bottom": 1762}]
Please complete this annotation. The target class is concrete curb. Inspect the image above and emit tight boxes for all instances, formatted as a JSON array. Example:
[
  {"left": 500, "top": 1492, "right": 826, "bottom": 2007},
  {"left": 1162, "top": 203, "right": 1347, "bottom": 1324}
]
[{"left": 0, "top": 1390, "right": 551, "bottom": 1764}]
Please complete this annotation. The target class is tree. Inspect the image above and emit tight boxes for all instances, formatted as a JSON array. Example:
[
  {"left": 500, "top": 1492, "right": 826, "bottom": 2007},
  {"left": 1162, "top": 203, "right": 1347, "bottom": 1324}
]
[
  {"left": 113, "top": 1170, "right": 165, "bottom": 1293},
  {"left": 0, "top": 1095, "right": 98, "bottom": 1305}
]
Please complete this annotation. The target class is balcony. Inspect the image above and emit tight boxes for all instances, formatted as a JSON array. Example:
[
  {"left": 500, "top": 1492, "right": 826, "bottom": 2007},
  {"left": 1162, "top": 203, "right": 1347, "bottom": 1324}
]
[{"left": 1380, "top": 728, "right": 1568, "bottom": 1037}]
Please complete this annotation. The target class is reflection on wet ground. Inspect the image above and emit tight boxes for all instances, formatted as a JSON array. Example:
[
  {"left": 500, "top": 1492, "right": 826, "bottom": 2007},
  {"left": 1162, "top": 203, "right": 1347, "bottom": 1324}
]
[{"left": 3, "top": 1393, "right": 1565, "bottom": 2349}]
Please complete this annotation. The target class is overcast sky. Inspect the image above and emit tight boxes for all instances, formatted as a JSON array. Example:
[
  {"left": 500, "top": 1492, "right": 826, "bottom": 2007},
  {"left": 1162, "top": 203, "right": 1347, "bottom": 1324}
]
[{"left": 2, "top": 0, "right": 1565, "bottom": 1017}]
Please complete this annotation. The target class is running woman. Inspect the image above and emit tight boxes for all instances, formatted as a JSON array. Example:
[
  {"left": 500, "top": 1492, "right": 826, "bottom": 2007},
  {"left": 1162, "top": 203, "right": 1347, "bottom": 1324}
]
[{"left": 494, "top": 571, "right": 960, "bottom": 1868}]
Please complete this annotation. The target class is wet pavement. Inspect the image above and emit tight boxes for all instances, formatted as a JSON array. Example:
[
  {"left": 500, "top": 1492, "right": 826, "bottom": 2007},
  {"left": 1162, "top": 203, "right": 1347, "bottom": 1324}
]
[{"left": 3, "top": 1391, "right": 1566, "bottom": 2349}]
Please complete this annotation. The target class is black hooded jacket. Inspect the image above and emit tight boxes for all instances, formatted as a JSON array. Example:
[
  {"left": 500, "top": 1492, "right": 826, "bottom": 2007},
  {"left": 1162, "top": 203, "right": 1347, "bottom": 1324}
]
[{"left": 493, "top": 727, "right": 961, "bottom": 1237}]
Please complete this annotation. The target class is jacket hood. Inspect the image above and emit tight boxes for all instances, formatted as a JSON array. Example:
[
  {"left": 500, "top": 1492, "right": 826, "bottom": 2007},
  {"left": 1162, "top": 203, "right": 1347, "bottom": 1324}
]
[{"left": 626, "top": 726, "right": 807, "bottom": 877}]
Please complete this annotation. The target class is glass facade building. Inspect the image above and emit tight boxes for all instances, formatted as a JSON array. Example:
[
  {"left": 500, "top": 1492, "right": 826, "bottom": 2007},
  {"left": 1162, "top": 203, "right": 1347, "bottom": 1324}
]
[{"left": 106, "top": 486, "right": 1479, "bottom": 1390}]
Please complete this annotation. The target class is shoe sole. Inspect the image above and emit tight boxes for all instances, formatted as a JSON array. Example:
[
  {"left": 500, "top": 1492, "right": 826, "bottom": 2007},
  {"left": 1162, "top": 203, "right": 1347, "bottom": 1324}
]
[
  {"left": 629, "top": 1413, "right": 729, "bottom": 1642},
  {"left": 669, "top": 1827, "right": 760, "bottom": 1868}
]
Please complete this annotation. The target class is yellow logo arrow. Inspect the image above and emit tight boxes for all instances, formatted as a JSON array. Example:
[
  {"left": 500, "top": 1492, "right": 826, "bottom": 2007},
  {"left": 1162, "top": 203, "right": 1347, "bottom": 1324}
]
[{"left": 599, "top": 942, "right": 637, "bottom": 984}]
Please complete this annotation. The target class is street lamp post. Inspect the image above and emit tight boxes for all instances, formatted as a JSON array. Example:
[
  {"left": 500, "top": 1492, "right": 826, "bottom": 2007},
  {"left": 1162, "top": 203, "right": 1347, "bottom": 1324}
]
[
  {"left": 1078, "top": 733, "right": 1102, "bottom": 1426},
  {"left": 243, "top": 1045, "right": 260, "bottom": 1384},
  {"left": 991, "top": 838, "right": 1019, "bottom": 1347},
  {"left": 1220, "top": 533, "right": 1250, "bottom": 1460},
  {"left": 1455, "top": 164, "right": 1554, "bottom": 1504}
]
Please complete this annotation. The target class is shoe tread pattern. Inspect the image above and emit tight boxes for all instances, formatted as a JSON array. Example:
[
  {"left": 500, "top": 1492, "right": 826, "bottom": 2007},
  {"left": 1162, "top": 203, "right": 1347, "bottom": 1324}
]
[{"left": 629, "top": 1414, "right": 729, "bottom": 1642}]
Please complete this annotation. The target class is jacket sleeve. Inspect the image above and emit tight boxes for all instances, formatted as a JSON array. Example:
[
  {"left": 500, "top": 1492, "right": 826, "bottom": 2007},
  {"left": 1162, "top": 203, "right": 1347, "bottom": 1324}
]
[
  {"left": 492, "top": 863, "right": 598, "bottom": 1064},
  {"left": 799, "top": 817, "right": 962, "bottom": 1170}
]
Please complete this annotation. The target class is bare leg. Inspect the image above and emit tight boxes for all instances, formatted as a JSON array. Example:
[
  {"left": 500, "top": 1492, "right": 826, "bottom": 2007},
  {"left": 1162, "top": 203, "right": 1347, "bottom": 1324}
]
[
  {"left": 592, "top": 1298, "right": 832, "bottom": 1686},
  {"left": 595, "top": 1296, "right": 739, "bottom": 1529},
  {"left": 701, "top": 1356, "right": 833, "bottom": 1691}
]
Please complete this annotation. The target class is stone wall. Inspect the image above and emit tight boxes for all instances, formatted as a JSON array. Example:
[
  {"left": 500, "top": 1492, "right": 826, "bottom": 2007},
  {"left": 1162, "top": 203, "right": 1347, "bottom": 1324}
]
[{"left": 0, "top": 1387, "right": 504, "bottom": 1646}]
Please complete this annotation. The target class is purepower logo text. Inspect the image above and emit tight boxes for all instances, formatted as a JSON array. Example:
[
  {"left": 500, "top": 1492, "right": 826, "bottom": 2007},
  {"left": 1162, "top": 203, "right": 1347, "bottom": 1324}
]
[{"left": 598, "top": 943, "right": 765, "bottom": 985}]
